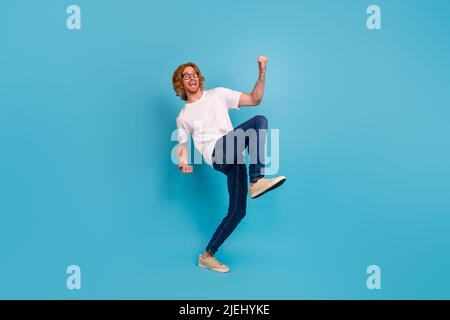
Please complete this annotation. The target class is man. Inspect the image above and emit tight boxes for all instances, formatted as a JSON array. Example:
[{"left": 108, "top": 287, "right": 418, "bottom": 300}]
[{"left": 172, "top": 56, "right": 286, "bottom": 273}]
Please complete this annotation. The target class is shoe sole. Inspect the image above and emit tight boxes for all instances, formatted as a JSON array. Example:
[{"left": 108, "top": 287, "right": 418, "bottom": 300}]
[
  {"left": 198, "top": 262, "right": 230, "bottom": 273},
  {"left": 250, "top": 176, "right": 287, "bottom": 199}
]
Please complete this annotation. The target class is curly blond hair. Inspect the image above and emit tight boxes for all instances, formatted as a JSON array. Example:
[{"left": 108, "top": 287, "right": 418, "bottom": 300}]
[{"left": 172, "top": 62, "right": 205, "bottom": 101}]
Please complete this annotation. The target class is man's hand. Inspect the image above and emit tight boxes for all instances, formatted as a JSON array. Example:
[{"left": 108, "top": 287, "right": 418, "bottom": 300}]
[
  {"left": 177, "top": 144, "right": 192, "bottom": 174},
  {"left": 257, "top": 56, "right": 268, "bottom": 74},
  {"left": 178, "top": 162, "right": 193, "bottom": 174}
]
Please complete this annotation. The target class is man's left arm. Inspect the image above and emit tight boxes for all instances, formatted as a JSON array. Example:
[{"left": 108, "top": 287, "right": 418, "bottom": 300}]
[{"left": 238, "top": 56, "right": 267, "bottom": 107}]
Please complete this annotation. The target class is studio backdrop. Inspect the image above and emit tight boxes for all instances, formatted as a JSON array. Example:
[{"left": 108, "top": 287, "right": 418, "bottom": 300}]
[{"left": 1, "top": 0, "right": 449, "bottom": 299}]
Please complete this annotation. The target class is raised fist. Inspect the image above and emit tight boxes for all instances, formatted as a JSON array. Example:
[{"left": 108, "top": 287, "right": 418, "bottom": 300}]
[{"left": 257, "top": 56, "right": 268, "bottom": 72}]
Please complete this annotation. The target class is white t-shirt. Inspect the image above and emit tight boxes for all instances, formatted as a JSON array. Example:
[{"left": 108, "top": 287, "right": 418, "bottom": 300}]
[{"left": 176, "top": 87, "right": 242, "bottom": 166}]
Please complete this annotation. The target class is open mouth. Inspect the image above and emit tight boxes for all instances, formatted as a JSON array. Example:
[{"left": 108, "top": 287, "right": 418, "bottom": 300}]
[{"left": 189, "top": 81, "right": 197, "bottom": 88}]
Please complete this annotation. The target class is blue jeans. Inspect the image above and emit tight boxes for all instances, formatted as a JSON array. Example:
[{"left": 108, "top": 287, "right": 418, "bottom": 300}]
[{"left": 205, "top": 115, "right": 268, "bottom": 255}]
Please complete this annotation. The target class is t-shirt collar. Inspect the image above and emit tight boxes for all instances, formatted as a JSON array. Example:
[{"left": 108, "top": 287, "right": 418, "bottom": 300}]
[{"left": 186, "top": 90, "right": 206, "bottom": 105}]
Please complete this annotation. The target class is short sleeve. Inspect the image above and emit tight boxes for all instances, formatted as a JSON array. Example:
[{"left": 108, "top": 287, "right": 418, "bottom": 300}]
[
  {"left": 217, "top": 87, "right": 242, "bottom": 110},
  {"left": 176, "top": 116, "right": 190, "bottom": 144}
]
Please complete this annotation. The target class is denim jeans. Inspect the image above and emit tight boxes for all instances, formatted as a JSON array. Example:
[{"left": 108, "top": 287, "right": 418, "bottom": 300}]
[{"left": 205, "top": 115, "right": 268, "bottom": 255}]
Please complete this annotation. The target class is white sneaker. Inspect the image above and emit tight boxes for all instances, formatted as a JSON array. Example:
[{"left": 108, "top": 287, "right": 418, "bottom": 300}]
[
  {"left": 249, "top": 176, "right": 287, "bottom": 199},
  {"left": 198, "top": 254, "right": 230, "bottom": 273}
]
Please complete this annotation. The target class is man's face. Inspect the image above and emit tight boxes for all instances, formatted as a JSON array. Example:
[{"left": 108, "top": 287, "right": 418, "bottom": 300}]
[{"left": 182, "top": 66, "right": 200, "bottom": 94}]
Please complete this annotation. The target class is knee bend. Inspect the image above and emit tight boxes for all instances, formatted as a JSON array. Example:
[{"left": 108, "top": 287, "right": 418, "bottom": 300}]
[
  {"left": 232, "top": 207, "right": 246, "bottom": 221},
  {"left": 253, "top": 115, "right": 268, "bottom": 128}
]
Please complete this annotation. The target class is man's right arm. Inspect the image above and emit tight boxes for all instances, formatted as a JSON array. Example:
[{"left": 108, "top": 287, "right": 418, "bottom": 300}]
[{"left": 177, "top": 143, "right": 193, "bottom": 174}]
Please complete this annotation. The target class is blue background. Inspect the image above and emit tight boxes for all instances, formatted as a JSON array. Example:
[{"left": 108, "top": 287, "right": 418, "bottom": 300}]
[{"left": 1, "top": 0, "right": 449, "bottom": 299}]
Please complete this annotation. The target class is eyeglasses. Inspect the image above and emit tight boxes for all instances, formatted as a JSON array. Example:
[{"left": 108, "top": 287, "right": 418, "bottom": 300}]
[{"left": 182, "top": 72, "right": 199, "bottom": 80}]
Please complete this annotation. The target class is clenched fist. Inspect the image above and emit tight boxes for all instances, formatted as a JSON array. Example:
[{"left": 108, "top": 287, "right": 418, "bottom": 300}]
[
  {"left": 257, "top": 56, "right": 268, "bottom": 73},
  {"left": 179, "top": 162, "right": 193, "bottom": 174}
]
